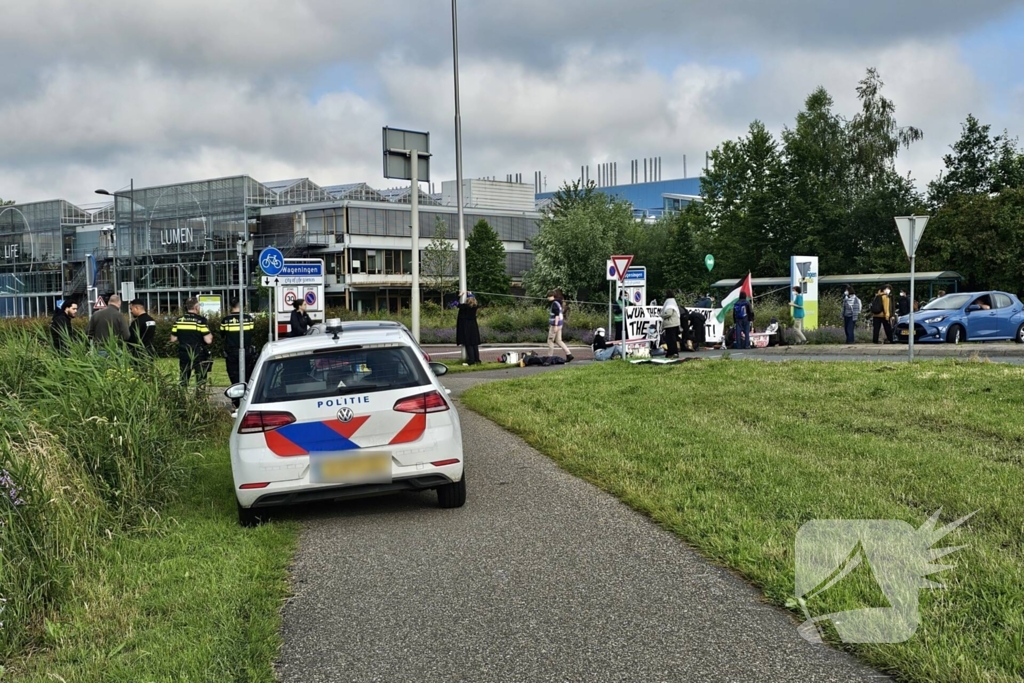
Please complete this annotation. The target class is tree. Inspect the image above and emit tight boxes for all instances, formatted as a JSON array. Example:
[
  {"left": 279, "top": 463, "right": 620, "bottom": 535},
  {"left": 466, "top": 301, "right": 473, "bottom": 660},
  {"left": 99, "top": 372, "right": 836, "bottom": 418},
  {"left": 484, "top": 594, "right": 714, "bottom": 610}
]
[
  {"left": 466, "top": 219, "right": 511, "bottom": 305},
  {"left": 782, "top": 87, "right": 853, "bottom": 271},
  {"left": 992, "top": 132, "right": 1024, "bottom": 192},
  {"left": 526, "top": 180, "right": 635, "bottom": 302},
  {"left": 848, "top": 67, "right": 923, "bottom": 195},
  {"left": 927, "top": 115, "right": 999, "bottom": 206},
  {"left": 918, "top": 187, "right": 1024, "bottom": 293},
  {"left": 0, "top": 197, "right": 13, "bottom": 206},
  {"left": 662, "top": 204, "right": 707, "bottom": 297},
  {"left": 421, "top": 218, "right": 458, "bottom": 305},
  {"left": 699, "top": 121, "right": 787, "bottom": 277}
]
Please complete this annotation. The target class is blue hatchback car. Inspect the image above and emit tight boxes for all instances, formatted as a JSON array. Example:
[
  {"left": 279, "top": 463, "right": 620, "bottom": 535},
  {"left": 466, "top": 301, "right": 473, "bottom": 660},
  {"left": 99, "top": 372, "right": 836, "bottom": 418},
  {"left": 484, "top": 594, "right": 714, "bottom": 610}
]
[{"left": 895, "top": 291, "right": 1024, "bottom": 344}]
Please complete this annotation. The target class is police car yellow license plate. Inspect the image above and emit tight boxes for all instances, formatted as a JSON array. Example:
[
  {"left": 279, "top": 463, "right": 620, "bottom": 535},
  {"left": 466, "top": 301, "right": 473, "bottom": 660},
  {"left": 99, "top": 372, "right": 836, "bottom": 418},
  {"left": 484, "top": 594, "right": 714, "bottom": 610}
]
[{"left": 311, "top": 452, "right": 392, "bottom": 484}]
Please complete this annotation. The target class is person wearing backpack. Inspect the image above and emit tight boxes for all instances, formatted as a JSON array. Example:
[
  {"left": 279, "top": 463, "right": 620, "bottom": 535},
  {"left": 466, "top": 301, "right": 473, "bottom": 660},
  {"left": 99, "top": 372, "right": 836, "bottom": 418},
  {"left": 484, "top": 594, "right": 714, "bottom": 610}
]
[
  {"left": 732, "top": 292, "right": 753, "bottom": 349},
  {"left": 870, "top": 285, "right": 893, "bottom": 344},
  {"left": 842, "top": 285, "right": 862, "bottom": 344}
]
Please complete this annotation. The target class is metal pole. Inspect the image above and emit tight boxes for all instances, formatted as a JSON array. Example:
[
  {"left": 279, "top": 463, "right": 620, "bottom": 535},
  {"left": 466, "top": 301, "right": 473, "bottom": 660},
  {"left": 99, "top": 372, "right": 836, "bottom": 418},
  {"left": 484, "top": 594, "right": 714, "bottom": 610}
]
[
  {"left": 237, "top": 239, "right": 246, "bottom": 384},
  {"left": 908, "top": 216, "right": 916, "bottom": 363},
  {"left": 129, "top": 178, "right": 134, "bottom": 301},
  {"left": 452, "top": 0, "right": 467, "bottom": 301},
  {"left": 111, "top": 199, "right": 120, "bottom": 296},
  {"left": 411, "top": 149, "right": 421, "bottom": 342},
  {"left": 608, "top": 280, "right": 613, "bottom": 343}
]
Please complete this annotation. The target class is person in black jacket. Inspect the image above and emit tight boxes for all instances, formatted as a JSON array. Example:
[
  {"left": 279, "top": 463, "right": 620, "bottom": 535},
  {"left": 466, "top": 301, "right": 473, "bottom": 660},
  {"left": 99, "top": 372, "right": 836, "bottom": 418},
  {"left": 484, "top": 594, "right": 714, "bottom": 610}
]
[
  {"left": 289, "top": 300, "right": 312, "bottom": 337},
  {"left": 896, "top": 289, "right": 911, "bottom": 317},
  {"left": 456, "top": 292, "right": 481, "bottom": 365},
  {"left": 50, "top": 298, "right": 79, "bottom": 353},
  {"left": 128, "top": 299, "right": 157, "bottom": 358}
]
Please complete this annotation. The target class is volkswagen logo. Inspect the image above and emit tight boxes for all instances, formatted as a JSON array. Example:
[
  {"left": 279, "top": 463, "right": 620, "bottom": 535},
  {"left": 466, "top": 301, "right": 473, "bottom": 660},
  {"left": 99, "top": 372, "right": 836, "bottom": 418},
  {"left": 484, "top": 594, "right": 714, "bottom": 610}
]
[{"left": 337, "top": 407, "right": 355, "bottom": 423}]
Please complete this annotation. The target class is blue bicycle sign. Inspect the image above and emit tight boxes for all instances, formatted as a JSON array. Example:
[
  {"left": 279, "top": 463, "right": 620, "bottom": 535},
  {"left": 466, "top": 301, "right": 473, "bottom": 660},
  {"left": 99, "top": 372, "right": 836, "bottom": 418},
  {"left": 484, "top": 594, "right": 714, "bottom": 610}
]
[{"left": 259, "top": 247, "right": 284, "bottom": 276}]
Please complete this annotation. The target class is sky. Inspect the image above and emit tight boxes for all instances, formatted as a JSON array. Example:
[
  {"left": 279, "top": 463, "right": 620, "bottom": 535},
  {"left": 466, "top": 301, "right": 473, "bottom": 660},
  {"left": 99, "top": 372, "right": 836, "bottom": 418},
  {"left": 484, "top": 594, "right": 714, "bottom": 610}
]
[{"left": 1, "top": 0, "right": 1023, "bottom": 206}]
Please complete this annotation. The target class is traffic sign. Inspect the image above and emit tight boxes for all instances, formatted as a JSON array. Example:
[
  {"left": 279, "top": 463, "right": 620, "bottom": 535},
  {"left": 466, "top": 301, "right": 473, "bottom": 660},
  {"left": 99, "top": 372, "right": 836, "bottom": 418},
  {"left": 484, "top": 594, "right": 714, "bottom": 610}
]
[
  {"left": 284, "top": 291, "right": 296, "bottom": 306},
  {"left": 895, "top": 216, "right": 929, "bottom": 257},
  {"left": 259, "top": 247, "right": 285, "bottom": 276},
  {"left": 606, "top": 260, "right": 618, "bottom": 281},
  {"left": 611, "top": 255, "right": 634, "bottom": 282},
  {"left": 304, "top": 290, "right": 317, "bottom": 307},
  {"left": 93, "top": 296, "right": 106, "bottom": 310}
]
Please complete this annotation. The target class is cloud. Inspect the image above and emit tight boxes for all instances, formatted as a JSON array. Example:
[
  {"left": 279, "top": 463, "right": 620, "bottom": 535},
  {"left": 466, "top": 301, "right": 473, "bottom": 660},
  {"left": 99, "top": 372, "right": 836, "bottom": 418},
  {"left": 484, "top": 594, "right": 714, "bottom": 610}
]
[{"left": 0, "top": 1, "right": 1021, "bottom": 205}]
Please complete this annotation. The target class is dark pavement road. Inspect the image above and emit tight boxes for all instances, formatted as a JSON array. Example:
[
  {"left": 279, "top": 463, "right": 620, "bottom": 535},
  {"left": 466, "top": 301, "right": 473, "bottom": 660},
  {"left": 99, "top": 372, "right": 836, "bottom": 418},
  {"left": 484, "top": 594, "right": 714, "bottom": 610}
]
[{"left": 274, "top": 368, "right": 886, "bottom": 683}]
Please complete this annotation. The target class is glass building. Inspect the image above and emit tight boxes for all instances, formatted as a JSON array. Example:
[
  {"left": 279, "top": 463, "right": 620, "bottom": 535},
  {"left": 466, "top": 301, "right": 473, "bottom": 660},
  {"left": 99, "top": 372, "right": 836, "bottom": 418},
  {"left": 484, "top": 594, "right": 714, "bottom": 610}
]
[{"left": 0, "top": 175, "right": 539, "bottom": 317}]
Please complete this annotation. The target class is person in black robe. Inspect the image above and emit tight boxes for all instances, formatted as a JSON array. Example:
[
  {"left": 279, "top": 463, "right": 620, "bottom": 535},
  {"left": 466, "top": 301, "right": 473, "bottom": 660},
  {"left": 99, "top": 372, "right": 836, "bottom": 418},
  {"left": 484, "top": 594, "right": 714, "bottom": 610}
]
[{"left": 456, "top": 292, "right": 481, "bottom": 365}]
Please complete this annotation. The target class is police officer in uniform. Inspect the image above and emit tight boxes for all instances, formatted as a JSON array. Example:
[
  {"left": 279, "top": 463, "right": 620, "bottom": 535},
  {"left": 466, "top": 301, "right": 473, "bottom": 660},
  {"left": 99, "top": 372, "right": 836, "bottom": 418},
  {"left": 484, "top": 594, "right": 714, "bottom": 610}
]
[
  {"left": 128, "top": 298, "right": 157, "bottom": 359},
  {"left": 170, "top": 297, "right": 213, "bottom": 386},
  {"left": 220, "top": 297, "right": 255, "bottom": 409}
]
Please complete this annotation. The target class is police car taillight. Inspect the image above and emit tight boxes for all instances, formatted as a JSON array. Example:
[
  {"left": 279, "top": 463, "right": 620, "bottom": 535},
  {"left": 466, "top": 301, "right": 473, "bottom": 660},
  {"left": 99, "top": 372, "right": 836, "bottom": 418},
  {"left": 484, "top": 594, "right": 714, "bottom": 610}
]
[
  {"left": 238, "top": 411, "right": 296, "bottom": 433},
  {"left": 393, "top": 391, "right": 449, "bottom": 414}
]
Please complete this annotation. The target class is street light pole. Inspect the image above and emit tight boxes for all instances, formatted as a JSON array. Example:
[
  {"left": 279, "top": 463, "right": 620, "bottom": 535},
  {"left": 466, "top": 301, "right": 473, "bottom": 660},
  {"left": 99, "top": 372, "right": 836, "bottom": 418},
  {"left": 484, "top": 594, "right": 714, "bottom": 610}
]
[{"left": 452, "top": 0, "right": 467, "bottom": 302}]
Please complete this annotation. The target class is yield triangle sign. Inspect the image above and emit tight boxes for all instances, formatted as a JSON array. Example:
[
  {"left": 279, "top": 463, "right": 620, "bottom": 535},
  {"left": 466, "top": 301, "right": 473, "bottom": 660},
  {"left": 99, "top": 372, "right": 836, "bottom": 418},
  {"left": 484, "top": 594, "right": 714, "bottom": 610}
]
[
  {"left": 894, "top": 216, "right": 929, "bottom": 258},
  {"left": 611, "top": 255, "right": 634, "bottom": 282},
  {"left": 93, "top": 296, "right": 106, "bottom": 310}
]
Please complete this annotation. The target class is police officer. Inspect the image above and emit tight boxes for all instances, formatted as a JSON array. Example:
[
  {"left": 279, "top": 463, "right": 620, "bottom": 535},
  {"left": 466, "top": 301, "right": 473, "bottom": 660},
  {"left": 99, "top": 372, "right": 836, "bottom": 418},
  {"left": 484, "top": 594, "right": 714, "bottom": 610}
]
[
  {"left": 128, "top": 299, "right": 157, "bottom": 358},
  {"left": 170, "top": 297, "right": 213, "bottom": 386},
  {"left": 220, "top": 297, "right": 255, "bottom": 409}
]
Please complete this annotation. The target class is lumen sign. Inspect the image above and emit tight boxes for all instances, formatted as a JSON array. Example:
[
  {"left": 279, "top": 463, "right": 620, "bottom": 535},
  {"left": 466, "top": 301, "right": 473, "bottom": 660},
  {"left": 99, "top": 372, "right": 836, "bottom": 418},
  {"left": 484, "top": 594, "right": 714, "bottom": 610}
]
[
  {"left": 160, "top": 227, "right": 196, "bottom": 246},
  {"left": 2, "top": 244, "right": 19, "bottom": 260}
]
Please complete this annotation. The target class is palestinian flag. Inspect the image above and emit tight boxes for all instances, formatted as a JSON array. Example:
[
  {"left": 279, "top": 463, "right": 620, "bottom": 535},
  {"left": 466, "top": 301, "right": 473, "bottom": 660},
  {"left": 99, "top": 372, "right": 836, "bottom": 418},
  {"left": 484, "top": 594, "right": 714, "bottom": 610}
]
[{"left": 716, "top": 274, "right": 753, "bottom": 323}]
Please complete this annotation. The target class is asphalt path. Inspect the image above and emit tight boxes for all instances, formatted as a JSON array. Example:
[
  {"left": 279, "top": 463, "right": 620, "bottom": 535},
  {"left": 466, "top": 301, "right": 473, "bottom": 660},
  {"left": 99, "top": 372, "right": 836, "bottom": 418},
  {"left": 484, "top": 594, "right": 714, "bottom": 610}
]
[{"left": 275, "top": 367, "right": 886, "bottom": 682}]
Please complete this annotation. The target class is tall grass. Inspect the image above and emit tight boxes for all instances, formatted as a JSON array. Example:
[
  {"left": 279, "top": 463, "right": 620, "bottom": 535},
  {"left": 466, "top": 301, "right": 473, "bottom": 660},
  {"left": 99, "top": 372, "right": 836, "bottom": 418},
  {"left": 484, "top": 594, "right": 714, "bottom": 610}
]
[{"left": 0, "top": 330, "right": 217, "bottom": 659}]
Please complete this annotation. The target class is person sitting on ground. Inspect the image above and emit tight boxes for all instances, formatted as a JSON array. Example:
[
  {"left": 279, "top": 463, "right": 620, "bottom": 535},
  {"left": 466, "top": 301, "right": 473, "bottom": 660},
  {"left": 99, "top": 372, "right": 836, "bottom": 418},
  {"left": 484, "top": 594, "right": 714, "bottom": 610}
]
[{"left": 592, "top": 327, "right": 621, "bottom": 361}]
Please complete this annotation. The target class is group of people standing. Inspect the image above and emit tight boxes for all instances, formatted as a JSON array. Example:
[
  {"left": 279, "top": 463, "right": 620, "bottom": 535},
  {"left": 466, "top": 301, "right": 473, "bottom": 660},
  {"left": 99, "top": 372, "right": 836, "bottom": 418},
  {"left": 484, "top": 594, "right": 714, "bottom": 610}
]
[
  {"left": 841, "top": 284, "right": 920, "bottom": 344},
  {"left": 49, "top": 295, "right": 255, "bottom": 405},
  {"left": 50, "top": 295, "right": 156, "bottom": 357}
]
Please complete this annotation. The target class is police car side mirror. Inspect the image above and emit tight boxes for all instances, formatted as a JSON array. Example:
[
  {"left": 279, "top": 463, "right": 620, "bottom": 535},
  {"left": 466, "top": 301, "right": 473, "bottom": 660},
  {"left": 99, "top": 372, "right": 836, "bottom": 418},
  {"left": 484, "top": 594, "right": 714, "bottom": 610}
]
[
  {"left": 225, "top": 383, "right": 246, "bottom": 400},
  {"left": 429, "top": 362, "right": 449, "bottom": 376}
]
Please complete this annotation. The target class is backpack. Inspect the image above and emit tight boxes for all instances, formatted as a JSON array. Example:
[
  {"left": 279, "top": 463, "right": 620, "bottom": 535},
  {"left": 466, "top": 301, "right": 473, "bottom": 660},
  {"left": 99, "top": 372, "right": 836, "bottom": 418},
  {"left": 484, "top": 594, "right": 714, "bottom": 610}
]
[
  {"left": 734, "top": 300, "right": 749, "bottom": 321},
  {"left": 870, "top": 295, "right": 884, "bottom": 315}
]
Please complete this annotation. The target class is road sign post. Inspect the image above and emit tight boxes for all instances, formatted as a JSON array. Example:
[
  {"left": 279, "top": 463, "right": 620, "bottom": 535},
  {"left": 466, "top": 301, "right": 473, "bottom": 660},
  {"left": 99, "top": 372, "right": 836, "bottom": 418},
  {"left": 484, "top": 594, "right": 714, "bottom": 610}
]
[
  {"left": 610, "top": 255, "right": 634, "bottom": 360},
  {"left": 895, "top": 215, "right": 930, "bottom": 363},
  {"left": 384, "top": 127, "right": 431, "bottom": 343},
  {"left": 260, "top": 247, "right": 284, "bottom": 341}
]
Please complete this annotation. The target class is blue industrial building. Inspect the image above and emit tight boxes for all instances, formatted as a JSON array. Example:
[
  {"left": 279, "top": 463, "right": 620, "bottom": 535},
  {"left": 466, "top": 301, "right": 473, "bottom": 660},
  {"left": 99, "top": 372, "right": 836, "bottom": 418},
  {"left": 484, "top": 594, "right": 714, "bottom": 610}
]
[{"left": 535, "top": 177, "right": 702, "bottom": 219}]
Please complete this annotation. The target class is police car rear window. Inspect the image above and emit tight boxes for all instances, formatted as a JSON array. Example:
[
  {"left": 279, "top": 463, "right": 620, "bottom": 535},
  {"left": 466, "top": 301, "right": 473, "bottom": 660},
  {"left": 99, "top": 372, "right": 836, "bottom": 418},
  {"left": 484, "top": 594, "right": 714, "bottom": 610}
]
[{"left": 252, "top": 346, "right": 430, "bottom": 403}]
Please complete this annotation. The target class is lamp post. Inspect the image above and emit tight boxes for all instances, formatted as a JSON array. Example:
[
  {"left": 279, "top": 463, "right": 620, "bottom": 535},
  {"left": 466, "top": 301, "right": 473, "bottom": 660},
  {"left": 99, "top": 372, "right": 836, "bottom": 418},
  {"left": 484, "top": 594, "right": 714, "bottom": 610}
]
[
  {"left": 452, "top": 0, "right": 467, "bottom": 302},
  {"left": 96, "top": 180, "right": 134, "bottom": 302}
]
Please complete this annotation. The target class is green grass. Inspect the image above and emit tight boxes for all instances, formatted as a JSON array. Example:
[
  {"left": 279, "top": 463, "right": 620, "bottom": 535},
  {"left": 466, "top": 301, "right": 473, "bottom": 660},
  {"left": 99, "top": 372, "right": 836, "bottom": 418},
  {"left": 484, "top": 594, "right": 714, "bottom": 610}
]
[
  {"left": 4, "top": 422, "right": 297, "bottom": 682},
  {"left": 156, "top": 357, "right": 232, "bottom": 387},
  {"left": 440, "top": 361, "right": 509, "bottom": 374},
  {"left": 461, "top": 359, "right": 1024, "bottom": 683}
]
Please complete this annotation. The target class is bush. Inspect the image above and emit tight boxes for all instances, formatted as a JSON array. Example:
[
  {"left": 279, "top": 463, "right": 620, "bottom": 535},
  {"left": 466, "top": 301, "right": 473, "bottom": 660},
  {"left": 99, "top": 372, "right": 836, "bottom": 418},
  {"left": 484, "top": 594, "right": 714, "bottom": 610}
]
[{"left": 0, "top": 329, "right": 217, "bottom": 658}]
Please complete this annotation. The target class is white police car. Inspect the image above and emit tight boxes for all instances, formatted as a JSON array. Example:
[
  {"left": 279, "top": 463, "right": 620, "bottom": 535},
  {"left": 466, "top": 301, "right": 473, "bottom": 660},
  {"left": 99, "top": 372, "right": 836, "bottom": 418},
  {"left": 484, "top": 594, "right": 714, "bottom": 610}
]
[{"left": 226, "top": 320, "right": 465, "bottom": 526}]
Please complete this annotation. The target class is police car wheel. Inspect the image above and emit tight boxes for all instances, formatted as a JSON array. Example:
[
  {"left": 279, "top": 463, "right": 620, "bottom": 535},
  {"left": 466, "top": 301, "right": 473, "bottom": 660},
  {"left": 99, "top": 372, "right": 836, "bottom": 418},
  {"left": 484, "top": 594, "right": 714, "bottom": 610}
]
[
  {"left": 437, "top": 474, "right": 466, "bottom": 509},
  {"left": 238, "top": 501, "right": 270, "bottom": 527}
]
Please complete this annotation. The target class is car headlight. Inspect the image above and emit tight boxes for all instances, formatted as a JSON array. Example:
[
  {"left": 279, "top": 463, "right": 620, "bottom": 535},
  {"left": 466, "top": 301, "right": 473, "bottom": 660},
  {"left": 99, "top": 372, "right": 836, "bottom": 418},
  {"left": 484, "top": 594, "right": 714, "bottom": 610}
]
[{"left": 923, "top": 316, "right": 946, "bottom": 324}]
